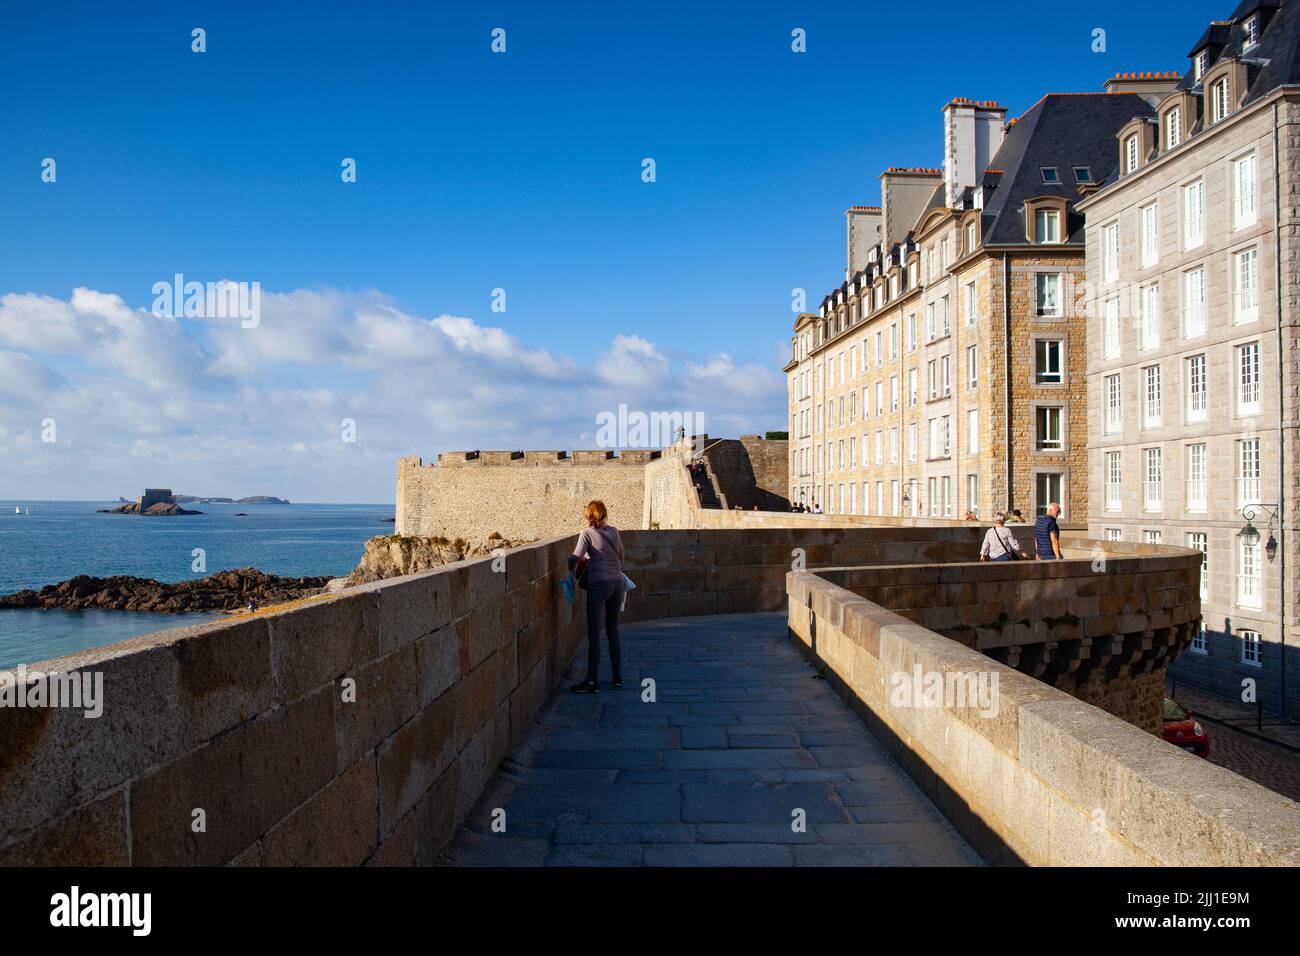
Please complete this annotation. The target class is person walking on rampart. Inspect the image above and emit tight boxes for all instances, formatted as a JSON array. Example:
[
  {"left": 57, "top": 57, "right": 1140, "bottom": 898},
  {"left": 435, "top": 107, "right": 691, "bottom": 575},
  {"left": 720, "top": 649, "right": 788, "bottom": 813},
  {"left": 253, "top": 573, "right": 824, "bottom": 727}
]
[
  {"left": 568, "top": 500, "right": 626, "bottom": 694},
  {"left": 979, "top": 512, "right": 1025, "bottom": 562},
  {"left": 1034, "top": 503, "right": 1063, "bottom": 560}
]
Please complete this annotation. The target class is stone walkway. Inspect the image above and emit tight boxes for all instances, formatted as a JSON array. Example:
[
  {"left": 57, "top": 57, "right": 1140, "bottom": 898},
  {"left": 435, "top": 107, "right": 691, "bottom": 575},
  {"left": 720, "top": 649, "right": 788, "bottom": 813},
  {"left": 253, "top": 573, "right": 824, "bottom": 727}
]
[{"left": 438, "top": 612, "right": 982, "bottom": 866}]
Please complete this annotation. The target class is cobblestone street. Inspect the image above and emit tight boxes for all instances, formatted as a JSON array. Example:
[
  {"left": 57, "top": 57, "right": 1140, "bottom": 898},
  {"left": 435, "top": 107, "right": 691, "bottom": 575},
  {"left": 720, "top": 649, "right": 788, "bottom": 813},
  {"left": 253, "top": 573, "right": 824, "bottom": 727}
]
[{"left": 1167, "top": 683, "right": 1300, "bottom": 804}]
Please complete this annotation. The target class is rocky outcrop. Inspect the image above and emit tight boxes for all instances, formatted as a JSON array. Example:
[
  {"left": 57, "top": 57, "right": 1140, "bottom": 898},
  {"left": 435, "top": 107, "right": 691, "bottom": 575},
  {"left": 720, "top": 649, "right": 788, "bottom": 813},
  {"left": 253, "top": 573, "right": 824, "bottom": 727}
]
[
  {"left": 0, "top": 568, "right": 329, "bottom": 612},
  {"left": 347, "top": 533, "right": 533, "bottom": 585},
  {"left": 98, "top": 501, "right": 202, "bottom": 515}
]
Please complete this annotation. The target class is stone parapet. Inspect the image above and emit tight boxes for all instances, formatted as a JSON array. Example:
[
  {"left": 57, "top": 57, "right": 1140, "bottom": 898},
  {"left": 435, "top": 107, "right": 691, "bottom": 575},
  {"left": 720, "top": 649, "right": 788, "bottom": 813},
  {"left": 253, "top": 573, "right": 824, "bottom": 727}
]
[
  {"left": 786, "top": 565, "right": 1300, "bottom": 866},
  {"left": 814, "top": 535, "right": 1203, "bottom": 732},
  {"left": 2, "top": 526, "right": 1286, "bottom": 868}
]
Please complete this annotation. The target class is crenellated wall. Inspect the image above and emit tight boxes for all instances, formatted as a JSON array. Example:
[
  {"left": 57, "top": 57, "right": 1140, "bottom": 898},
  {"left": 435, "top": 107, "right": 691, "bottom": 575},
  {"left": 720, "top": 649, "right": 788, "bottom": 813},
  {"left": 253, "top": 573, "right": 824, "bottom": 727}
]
[{"left": 395, "top": 452, "right": 653, "bottom": 542}]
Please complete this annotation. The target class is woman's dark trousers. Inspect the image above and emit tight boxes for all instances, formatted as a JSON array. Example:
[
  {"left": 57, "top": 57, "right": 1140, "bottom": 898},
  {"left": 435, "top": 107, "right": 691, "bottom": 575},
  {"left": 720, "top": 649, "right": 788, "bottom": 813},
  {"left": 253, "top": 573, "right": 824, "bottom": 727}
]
[{"left": 584, "top": 579, "right": 626, "bottom": 682}]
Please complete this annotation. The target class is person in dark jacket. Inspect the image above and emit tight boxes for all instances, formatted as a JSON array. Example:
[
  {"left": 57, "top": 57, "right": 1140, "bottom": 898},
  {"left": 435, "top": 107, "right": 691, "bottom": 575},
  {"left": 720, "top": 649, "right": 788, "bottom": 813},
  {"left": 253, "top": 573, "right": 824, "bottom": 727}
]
[{"left": 568, "top": 500, "right": 626, "bottom": 693}]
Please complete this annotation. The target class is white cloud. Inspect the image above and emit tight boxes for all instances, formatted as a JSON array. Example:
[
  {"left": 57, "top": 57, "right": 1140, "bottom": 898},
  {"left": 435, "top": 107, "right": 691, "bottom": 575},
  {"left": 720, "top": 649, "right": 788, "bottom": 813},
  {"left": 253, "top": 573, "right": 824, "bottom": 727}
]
[
  {"left": 0, "top": 286, "right": 785, "bottom": 500},
  {"left": 0, "top": 288, "right": 208, "bottom": 386},
  {"left": 0, "top": 350, "right": 62, "bottom": 404}
]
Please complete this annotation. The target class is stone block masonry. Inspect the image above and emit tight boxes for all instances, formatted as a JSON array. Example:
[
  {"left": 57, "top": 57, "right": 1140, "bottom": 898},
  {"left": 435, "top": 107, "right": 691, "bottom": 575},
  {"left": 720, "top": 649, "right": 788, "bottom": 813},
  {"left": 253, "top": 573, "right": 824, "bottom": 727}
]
[
  {"left": 3, "top": 526, "right": 1294, "bottom": 867},
  {"left": 787, "top": 561, "right": 1300, "bottom": 866},
  {"left": 395, "top": 452, "right": 654, "bottom": 541}
]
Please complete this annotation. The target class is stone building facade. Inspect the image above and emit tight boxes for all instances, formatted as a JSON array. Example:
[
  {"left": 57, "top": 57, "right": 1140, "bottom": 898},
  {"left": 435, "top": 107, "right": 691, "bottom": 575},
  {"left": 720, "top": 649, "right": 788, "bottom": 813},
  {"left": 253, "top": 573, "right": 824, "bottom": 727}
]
[
  {"left": 1078, "top": 0, "right": 1300, "bottom": 716},
  {"left": 785, "top": 87, "right": 1168, "bottom": 523}
]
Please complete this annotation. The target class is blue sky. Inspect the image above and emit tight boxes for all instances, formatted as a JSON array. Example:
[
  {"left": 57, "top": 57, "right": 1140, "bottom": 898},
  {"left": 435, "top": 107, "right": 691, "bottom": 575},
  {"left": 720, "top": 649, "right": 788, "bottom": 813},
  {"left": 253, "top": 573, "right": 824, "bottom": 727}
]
[{"left": 0, "top": 0, "right": 1225, "bottom": 502}]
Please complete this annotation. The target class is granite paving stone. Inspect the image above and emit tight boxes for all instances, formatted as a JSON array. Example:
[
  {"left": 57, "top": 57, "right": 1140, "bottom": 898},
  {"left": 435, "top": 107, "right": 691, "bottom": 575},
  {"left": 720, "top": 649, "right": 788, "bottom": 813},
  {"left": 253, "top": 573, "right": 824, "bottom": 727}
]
[{"left": 437, "top": 612, "right": 981, "bottom": 867}]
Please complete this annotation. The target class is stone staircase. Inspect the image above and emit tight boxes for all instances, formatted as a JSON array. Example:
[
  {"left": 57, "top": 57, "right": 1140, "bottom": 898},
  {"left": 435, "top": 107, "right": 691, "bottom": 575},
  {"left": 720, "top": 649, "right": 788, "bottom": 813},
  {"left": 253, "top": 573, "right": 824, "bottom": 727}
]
[{"left": 689, "top": 460, "right": 723, "bottom": 509}]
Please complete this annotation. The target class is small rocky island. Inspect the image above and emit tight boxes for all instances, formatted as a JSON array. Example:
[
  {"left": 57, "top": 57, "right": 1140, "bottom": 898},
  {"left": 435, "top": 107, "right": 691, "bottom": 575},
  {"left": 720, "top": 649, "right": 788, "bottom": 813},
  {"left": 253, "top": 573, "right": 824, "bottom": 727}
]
[
  {"left": 0, "top": 568, "right": 330, "bottom": 612},
  {"left": 99, "top": 488, "right": 201, "bottom": 516},
  {"left": 98, "top": 489, "right": 292, "bottom": 514}
]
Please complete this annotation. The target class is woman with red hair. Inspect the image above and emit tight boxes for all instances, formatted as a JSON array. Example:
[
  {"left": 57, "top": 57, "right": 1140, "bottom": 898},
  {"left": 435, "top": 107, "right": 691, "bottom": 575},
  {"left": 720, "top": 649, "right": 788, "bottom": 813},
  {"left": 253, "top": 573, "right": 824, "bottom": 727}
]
[{"left": 567, "top": 500, "right": 626, "bottom": 694}]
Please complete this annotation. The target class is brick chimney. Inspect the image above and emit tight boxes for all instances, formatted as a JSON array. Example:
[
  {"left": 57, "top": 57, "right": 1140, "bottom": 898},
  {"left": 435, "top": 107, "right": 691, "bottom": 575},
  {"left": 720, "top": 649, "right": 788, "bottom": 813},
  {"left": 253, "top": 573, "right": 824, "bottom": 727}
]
[{"left": 1103, "top": 71, "right": 1182, "bottom": 107}]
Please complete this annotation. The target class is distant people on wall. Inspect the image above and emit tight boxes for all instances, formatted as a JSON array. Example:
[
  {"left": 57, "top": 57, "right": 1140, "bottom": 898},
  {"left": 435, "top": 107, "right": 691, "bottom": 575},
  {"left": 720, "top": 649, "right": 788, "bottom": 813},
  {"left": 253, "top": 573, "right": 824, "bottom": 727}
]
[
  {"left": 812, "top": 502, "right": 822, "bottom": 514},
  {"left": 979, "top": 512, "right": 1025, "bottom": 562},
  {"left": 963, "top": 510, "right": 977, "bottom": 521},
  {"left": 1034, "top": 503, "right": 1063, "bottom": 560}
]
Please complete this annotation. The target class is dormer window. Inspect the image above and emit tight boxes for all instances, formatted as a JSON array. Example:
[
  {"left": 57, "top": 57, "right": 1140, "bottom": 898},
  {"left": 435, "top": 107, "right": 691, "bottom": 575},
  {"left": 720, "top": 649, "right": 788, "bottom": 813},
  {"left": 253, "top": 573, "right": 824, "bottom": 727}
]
[
  {"left": 1211, "top": 76, "right": 1231, "bottom": 123},
  {"left": 1165, "top": 107, "right": 1182, "bottom": 149},
  {"left": 1072, "top": 166, "right": 1093, "bottom": 184},
  {"left": 1245, "top": 16, "right": 1259, "bottom": 48},
  {"left": 1194, "top": 50, "right": 1209, "bottom": 80},
  {"left": 1040, "top": 167, "right": 1060, "bottom": 184},
  {"left": 1034, "top": 209, "right": 1061, "bottom": 244},
  {"left": 965, "top": 220, "right": 976, "bottom": 253},
  {"left": 1124, "top": 134, "right": 1139, "bottom": 173}
]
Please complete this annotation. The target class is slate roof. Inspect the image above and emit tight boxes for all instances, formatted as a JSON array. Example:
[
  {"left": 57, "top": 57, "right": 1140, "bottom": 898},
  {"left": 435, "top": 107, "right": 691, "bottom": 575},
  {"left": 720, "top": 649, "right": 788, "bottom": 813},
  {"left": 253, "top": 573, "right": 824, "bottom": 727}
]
[
  {"left": 979, "top": 93, "right": 1155, "bottom": 246},
  {"left": 1177, "top": 0, "right": 1299, "bottom": 106}
]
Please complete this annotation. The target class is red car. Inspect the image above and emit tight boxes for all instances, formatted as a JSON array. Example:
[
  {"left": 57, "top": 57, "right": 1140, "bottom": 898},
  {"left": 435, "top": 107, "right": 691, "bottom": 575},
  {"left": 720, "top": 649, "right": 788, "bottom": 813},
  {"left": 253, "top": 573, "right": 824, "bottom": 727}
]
[{"left": 1163, "top": 696, "right": 1210, "bottom": 758}]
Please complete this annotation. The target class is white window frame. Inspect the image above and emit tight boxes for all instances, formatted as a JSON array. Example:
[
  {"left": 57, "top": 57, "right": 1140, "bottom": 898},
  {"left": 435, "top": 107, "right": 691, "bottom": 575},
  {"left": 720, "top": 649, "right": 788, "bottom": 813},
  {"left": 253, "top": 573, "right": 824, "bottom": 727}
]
[
  {"left": 1233, "top": 153, "right": 1258, "bottom": 229},
  {"left": 1182, "top": 266, "right": 1205, "bottom": 338},
  {"left": 1105, "top": 451, "right": 1122, "bottom": 511},
  {"left": 1140, "top": 283, "right": 1161, "bottom": 349},
  {"left": 1237, "top": 540, "right": 1262, "bottom": 611},
  {"left": 1165, "top": 107, "right": 1182, "bottom": 150},
  {"left": 1143, "top": 364, "right": 1162, "bottom": 428},
  {"left": 1036, "top": 273, "right": 1062, "bottom": 317},
  {"left": 1105, "top": 373, "right": 1122, "bottom": 434},
  {"left": 1237, "top": 341, "right": 1260, "bottom": 415},
  {"left": 1035, "top": 339, "right": 1063, "bottom": 384},
  {"left": 1140, "top": 202, "right": 1159, "bottom": 267},
  {"left": 1035, "top": 406, "right": 1063, "bottom": 452},
  {"left": 1186, "top": 354, "right": 1207, "bottom": 423},
  {"left": 1183, "top": 180, "right": 1205, "bottom": 249},
  {"left": 1143, "top": 446, "right": 1163, "bottom": 513},
  {"left": 1234, "top": 247, "right": 1259, "bottom": 323},
  {"left": 1186, "top": 443, "right": 1207, "bottom": 513},
  {"left": 1102, "top": 222, "right": 1120, "bottom": 283},
  {"left": 1241, "top": 629, "right": 1262, "bottom": 666},
  {"left": 1237, "top": 437, "right": 1261, "bottom": 508},
  {"left": 1035, "top": 208, "right": 1061, "bottom": 244},
  {"left": 1103, "top": 297, "right": 1121, "bottom": 359},
  {"left": 1211, "top": 76, "right": 1230, "bottom": 124}
]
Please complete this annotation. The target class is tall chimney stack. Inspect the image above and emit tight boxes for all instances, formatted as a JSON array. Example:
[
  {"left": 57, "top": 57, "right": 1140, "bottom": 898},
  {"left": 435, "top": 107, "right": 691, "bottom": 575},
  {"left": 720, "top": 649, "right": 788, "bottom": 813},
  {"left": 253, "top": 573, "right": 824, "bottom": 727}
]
[{"left": 942, "top": 98, "right": 1007, "bottom": 209}]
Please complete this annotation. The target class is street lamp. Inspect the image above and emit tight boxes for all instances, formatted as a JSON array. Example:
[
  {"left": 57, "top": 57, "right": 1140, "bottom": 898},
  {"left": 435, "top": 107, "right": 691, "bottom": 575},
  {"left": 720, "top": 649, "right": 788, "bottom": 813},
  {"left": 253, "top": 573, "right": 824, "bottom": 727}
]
[{"left": 1239, "top": 504, "right": 1280, "bottom": 560}]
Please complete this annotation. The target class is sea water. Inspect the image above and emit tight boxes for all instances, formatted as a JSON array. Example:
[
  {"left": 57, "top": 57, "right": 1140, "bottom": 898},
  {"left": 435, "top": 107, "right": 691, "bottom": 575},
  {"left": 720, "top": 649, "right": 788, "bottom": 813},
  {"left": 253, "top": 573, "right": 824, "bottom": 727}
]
[{"left": 0, "top": 500, "right": 392, "bottom": 668}]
